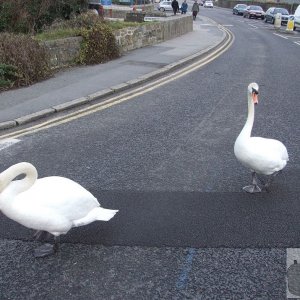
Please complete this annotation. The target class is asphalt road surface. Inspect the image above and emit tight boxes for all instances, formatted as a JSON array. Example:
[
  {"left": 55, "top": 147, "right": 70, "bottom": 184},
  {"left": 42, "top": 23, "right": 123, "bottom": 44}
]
[{"left": 0, "top": 7, "right": 299, "bottom": 300}]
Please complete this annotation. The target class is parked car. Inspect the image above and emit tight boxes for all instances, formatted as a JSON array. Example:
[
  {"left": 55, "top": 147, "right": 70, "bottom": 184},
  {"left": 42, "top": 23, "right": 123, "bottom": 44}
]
[
  {"left": 204, "top": 1, "right": 213, "bottom": 8},
  {"left": 291, "top": 4, "right": 300, "bottom": 30},
  {"left": 157, "top": 0, "right": 172, "bottom": 11},
  {"left": 243, "top": 5, "right": 265, "bottom": 19},
  {"left": 264, "top": 7, "right": 290, "bottom": 25},
  {"left": 233, "top": 4, "right": 247, "bottom": 16}
]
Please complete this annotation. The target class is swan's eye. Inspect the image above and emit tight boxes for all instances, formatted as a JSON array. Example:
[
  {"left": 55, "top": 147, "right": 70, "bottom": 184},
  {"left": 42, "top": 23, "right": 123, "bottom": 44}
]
[{"left": 252, "top": 88, "right": 258, "bottom": 95}]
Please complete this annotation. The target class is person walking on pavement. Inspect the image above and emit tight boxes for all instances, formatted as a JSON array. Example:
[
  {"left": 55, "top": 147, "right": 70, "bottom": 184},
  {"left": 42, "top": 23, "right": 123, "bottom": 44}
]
[
  {"left": 181, "top": 0, "right": 188, "bottom": 14},
  {"left": 192, "top": 0, "right": 199, "bottom": 20},
  {"left": 171, "top": 0, "right": 180, "bottom": 15}
]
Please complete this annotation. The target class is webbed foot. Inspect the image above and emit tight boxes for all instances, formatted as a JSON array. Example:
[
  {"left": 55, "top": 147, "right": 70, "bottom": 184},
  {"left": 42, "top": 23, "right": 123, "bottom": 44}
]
[{"left": 243, "top": 184, "right": 262, "bottom": 193}]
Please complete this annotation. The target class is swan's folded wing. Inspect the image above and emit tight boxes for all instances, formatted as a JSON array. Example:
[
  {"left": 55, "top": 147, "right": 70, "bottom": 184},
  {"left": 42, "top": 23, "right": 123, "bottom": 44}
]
[
  {"left": 247, "top": 137, "right": 288, "bottom": 174},
  {"left": 18, "top": 176, "right": 100, "bottom": 220}
]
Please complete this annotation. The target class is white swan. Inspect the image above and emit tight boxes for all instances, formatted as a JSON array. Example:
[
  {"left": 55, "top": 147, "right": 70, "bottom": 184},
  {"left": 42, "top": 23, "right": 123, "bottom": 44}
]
[
  {"left": 0, "top": 162, "right": 118, "bottom": 257},
  {"left": 234, "top": 83, "right": 289, "bottom": 193}
]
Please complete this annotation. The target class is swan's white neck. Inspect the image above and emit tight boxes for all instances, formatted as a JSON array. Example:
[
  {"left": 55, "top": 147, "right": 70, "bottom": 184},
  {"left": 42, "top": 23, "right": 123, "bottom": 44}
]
[
  {"left": 0, "top": 162, "right": 38, "bottom": 202},
  {"left": 237, "top": 92, "right": 255, "bottom": 140}
]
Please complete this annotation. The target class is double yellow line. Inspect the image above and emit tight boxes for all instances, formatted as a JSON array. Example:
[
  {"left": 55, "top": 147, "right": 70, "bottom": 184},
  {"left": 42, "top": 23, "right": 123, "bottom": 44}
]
[{"left": 0, "top": 26, "right": 234, "bottom": 141}]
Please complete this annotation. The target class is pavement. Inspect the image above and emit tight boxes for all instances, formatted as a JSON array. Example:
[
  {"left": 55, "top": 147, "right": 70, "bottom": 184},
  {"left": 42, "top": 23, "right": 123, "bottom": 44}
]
[{"left": 0, "top": 15, "right": 227, "bottom": 131}]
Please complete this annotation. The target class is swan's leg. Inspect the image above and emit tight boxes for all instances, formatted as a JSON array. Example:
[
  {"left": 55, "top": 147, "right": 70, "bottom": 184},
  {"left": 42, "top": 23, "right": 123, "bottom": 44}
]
[
  {"left": 33, "top": 234, "right": 59, "bottom": 258},
  {"left": 243, "top": 172, "right": 262, "bottom": 193},
  {"left": 34, "top": 230, "right": 49, "bottom": 241},
  {"left": 53, "top": 236, "right": 60, "bottom": 252},
  {"left": 263, "top": 171, "right": 282, "bottom": 192}
]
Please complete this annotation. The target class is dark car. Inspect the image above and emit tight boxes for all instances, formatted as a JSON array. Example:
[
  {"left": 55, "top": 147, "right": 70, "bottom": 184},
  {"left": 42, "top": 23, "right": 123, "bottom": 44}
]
[
  {"left": 243, "top": 5, "right": 265, "bottom": 19},
  {"left": 233, "top": 4, "right": 247, "bottom": 15},
  {"left": 264, "top": 7, "right": 290, "bottom": 25}
]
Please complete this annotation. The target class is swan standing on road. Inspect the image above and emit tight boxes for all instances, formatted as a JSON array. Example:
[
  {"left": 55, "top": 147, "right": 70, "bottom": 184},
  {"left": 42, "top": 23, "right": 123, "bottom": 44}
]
[
  {"left": 234, "top": 83, "right": 289, "bottom": 193},
  {"left": 0, "top": 162, "right": 118, "bottom": 257}
]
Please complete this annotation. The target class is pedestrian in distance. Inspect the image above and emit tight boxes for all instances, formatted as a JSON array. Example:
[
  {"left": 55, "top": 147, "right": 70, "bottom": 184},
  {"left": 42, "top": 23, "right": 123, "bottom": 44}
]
[
  {"left": 171, "top": 0, "right": 180, "bottom": 15},
  {"left": 181, "top": 0, "right": 188, "bottom": 14},
  {"left": 192, "top": 0, "right": 200, "bottom": 20}
]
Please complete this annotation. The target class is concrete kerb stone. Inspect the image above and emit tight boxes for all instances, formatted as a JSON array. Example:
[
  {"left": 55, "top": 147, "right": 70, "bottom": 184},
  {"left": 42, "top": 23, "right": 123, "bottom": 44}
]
[
  {"left": 15, "top": 108, "right": 56, "bottom": 126},
  {"left": 53, "top": 96, "right": 91, "bottom": 112},
  {"left": 0, "top": 120, "right": 17, "bottom": 130},
  {"left": 110, "top": 83, "right": 130, "bottom": 92},
  {"left": 0, "top": 25, "right": 230, "bottom": 131},
  {"left": 87, "top": 89, "right": 115, "bottom": 102}
]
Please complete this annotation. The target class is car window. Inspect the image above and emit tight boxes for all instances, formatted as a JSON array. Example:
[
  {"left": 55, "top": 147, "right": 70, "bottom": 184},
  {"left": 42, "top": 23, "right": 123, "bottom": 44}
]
[
  {"left": 250, "top": 6, "right": 263, "bottom": 10},
  {"left": 275, "top": 8, "right": 289, "bottom": 15}
]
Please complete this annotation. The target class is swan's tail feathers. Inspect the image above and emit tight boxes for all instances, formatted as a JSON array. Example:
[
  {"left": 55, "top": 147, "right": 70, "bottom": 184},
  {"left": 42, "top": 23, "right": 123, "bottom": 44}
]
[
  {"left": 73, "top": 207, "right": 118, "bottom": 227},
  {"left": 94, "top": 207, "right": 119, "bottom": 221}
]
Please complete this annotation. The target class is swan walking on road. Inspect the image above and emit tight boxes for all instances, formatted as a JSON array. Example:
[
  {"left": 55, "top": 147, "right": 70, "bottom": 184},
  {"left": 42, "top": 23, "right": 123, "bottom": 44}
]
[
  {"left": 0, "top": 162, "right": 118, "bottom": 257},
  {"left": 234, "top": 83, "right": 289, "bottom": 193}
]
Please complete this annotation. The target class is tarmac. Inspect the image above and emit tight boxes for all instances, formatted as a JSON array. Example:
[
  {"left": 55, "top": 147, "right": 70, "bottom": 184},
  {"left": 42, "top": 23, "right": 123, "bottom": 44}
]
[{"left": 0, "top": 14, "right": 227, "bottom": 131}]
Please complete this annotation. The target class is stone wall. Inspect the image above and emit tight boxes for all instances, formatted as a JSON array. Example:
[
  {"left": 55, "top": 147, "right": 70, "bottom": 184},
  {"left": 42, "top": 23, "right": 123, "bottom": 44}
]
[
  {"left": 114, "top": 15, "right": 192, "bottom": 53},
  {"left": 43, "top": 36, "right": 83, "bottom": 69},
  {"left": 103, "top": 4, "right": 154, "bottom": 18},
  {"left": 43, "top": 15, "right": 192, "bottom": 69}
]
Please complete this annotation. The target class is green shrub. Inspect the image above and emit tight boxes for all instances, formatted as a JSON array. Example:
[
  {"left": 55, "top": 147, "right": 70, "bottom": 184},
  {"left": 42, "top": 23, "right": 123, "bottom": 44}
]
[
  {"left": 0, "top": 32, "right": 52, "bottom": 89},
  {"left": 78, "top": 22, "right": 120, "bottom": 65},
  {"left": 36, "top": 11, "right": 100, "bottom": 40},
  {"left": 0, "top": 0, "right": 89, "bottom": 34},
  {"left": 0, "top": 64, "right": 20, "bottom": 90},
  {"left": 35, "top": 27, "right": 81, "bottom": 41}
]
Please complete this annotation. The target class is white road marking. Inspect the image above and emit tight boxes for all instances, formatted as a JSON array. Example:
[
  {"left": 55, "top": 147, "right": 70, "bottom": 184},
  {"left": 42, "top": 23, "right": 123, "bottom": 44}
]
[
  {"left": 249, "top": 24, "right": 258, "bottom": 29},
  {"left": 294, "top": 41, "right": 300, "bottom": 46},
  {"left": 0, "top": 138, "right": 21, "bottom": 151},
  {"left": 273, "top": 33, "right": 289, "bottom": 39}
]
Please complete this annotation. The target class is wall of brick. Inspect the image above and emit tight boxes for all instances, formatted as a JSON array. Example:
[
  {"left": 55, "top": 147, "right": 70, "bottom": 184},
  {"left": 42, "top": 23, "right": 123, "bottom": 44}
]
[{"left": 42, "top": 15, "right": 192, "bottom": 69}]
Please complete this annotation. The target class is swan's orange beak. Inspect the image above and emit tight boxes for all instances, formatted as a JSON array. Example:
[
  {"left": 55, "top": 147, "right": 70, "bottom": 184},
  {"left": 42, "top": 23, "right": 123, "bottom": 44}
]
[{"left": 252, "top": 92, "right": 258, "bottom": 104}]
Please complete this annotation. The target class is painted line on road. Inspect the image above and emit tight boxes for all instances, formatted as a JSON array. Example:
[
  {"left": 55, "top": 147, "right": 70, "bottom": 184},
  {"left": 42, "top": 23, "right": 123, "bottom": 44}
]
[
  {"left": 249, "top": 24, "right": 258, "bottom": 29},
  {"left": 0, "top": 138, "right": 20, "bottom": 151},
  {"left": 0, "top": 27, "right": 234, "bottom": 140},
  {"left": 273, "top": 33, "right": 288, "bottom": 39},
  {"left": 294, "top": 41, "right": 300, "bottom": 46},
  {"left": 176, "top": 248, "right": 196, "bottom": 289}
]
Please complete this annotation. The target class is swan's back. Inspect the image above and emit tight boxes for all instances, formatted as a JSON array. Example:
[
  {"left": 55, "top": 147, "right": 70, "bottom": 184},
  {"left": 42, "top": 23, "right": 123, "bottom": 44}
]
[{"left": 15, "top": 176, "right": 99, "bottom": 220}]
